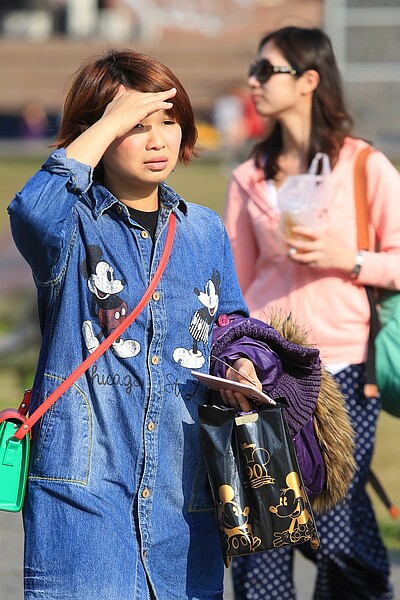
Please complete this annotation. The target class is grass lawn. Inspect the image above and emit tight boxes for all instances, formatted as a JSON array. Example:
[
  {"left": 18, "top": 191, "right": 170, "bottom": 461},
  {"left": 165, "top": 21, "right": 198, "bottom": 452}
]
[{"left": 1, "top": 152, "right": 399, "bottom": 551}]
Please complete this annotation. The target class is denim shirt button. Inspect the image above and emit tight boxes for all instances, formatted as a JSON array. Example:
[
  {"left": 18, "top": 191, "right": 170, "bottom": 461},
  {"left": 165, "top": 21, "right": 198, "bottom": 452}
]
[
  {"left": 151, "top": 355, "right": 159, "bottom": 365},
  {"left": 115, "top": 204, "right": 122, "bottom": 214},
  {"left": 152, "top": 291, "right": 160, "bottom": 301},
  {"left": 147, "top": 421, "right": 155, "bottom": 432},
  {"left": 141, "top": 230, "right": 149, "bottom": 239},
  {"left": 142, "top": 488, "right": 150, "bottom": 498},
  {"left": 217, "top": 314, "right": 230, "bottom": 327}
]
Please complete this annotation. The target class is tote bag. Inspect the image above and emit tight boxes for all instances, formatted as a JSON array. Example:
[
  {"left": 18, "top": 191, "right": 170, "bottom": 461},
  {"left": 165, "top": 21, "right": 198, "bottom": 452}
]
[{"left": 199, "top": 402, "right": 320, "bottom": 566}]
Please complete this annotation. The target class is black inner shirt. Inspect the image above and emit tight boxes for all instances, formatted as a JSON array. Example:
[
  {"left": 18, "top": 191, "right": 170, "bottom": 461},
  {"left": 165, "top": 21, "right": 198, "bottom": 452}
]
[{"left": 128, "top": 207, "right": 159, "bottom": 241}]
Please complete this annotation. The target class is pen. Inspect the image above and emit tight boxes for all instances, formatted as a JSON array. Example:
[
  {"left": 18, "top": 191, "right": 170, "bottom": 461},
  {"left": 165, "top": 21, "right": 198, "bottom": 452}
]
[
  {"left": 211, "top": 355, "right": 258, "bottom": 386},
  {"left": 211, "top": 355, "right": 276, "bottom": 405}
]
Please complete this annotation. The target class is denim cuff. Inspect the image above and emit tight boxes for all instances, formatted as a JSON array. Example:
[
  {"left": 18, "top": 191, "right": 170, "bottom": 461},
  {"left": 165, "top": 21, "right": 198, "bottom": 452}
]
[{"left": 43, "top": 148, "right": 94, "bottom": 194}]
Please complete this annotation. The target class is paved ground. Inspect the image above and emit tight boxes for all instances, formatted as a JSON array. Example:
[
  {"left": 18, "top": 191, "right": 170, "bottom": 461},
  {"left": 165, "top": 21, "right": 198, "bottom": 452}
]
[{"left": 1, "top": 511, "right": 399, "bottom": 599}]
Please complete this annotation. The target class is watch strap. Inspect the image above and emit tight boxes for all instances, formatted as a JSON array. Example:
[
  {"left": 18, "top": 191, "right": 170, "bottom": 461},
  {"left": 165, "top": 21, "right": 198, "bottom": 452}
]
[{"left": 350, "top": 250, "right": 364, "bottom": 279}]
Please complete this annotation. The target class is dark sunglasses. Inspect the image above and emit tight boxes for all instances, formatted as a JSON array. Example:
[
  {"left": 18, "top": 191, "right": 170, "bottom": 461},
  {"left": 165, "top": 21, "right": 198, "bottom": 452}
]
[{"left": 248, "top": 59, "right": 299, "bottom": 84}]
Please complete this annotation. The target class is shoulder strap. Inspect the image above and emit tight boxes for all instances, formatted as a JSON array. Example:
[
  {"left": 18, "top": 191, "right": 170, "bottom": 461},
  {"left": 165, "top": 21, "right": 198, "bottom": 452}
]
[
  {"left": 15, "top": 212, "right": 177, "bottom": 440},
  {"left": 354, "top": 146, "right": 373, "bottom": 250},
  {"left": 353, "top": 146, "right": 380, "bottom": 395}
]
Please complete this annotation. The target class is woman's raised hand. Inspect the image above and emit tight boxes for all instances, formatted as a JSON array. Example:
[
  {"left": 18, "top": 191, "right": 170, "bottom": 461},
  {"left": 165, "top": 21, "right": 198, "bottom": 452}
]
[
  {"left": 66, "top": 86, "right": 177, "bottom": 168},
  {"left": 101, "top": 85, "right": 177, "bottom": 140}
]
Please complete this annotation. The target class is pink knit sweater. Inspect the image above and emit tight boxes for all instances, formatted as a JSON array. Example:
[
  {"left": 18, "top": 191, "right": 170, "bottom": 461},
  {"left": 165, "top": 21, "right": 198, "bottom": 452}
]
[{"left": 224, "top": 137, "right": 400, "bottom": 365}]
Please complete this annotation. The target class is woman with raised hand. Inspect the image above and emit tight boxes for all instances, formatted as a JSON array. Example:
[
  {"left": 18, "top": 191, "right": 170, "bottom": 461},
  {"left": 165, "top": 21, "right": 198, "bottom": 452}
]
[{"left": 9, "top": 48, "right": 328, "bottom": 599}]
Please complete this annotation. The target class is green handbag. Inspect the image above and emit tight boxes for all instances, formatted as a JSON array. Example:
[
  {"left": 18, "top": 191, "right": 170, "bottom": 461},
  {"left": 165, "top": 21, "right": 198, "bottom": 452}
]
[
  {"left": 0, "top": 393, "right": 31, "bottom": 512},
  {"left": 375, "top": 290, "right": 400, "bottom": 418}
]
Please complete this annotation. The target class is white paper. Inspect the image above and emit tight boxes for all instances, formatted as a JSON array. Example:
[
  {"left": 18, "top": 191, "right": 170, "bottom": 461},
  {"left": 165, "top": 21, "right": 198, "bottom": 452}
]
[{"left": 191, "top": 371, "right": 276, "bottom": 405}]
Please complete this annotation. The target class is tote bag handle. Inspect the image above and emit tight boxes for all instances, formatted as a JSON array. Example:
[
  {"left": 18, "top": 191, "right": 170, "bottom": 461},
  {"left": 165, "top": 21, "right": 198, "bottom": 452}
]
[{"left": 308, "top": 152, "right": 331, "bottom": 176}]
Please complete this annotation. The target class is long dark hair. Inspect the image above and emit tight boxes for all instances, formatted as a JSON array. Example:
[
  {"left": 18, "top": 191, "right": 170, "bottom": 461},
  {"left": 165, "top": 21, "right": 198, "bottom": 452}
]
[
  {"left": 55, "top": 49, "right": 198, "bottom": 180},
  {"left": 251, "top": 27, "right": 353, "bottom": 180}
]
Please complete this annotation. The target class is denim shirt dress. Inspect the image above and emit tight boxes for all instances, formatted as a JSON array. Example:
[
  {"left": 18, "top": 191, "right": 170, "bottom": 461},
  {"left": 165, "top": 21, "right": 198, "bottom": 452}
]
[{"left": 8, "top": 149, "right": 248, "bottom": 600}]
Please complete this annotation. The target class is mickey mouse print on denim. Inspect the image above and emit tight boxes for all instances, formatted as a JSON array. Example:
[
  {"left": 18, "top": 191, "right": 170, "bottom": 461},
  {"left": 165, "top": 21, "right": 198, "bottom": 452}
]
[
  {"left": 80, "top": 244, "right": 140, "bottom": 357},
  {"left": 173, "top": 269, "right": 221, "bottom": 368}
]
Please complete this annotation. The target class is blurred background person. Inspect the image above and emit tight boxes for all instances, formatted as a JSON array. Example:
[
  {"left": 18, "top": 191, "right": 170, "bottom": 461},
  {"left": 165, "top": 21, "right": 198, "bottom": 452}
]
[
  {"left": 212, "top": 82, "right": 248, "bottom": 171},
  {"left": 223, "top": 26, "right": 399, "bottom": 600},
  {"left": 19, "top": 100, "right": 49, "bottom": 140},
  {"left": 212, "top": 82, "right": 266, "bottom": 172}
]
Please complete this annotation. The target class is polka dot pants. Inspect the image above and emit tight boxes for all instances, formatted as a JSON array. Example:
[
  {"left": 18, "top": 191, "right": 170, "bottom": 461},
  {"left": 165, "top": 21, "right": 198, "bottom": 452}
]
[{"left": 231, "top": 364, "right": 394, "bottom": 600}]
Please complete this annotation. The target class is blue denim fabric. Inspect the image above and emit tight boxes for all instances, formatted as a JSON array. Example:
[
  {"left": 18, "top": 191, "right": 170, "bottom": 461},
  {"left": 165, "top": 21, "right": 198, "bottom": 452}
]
[{"left": 8, "top": 149, "right": 248, "bottom": 600}]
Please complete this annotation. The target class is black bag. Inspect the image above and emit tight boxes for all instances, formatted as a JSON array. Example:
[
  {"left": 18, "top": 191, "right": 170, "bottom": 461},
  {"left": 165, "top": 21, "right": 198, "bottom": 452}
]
[{"left": 198, "top": 402, "right": 320, "bottom": 566}]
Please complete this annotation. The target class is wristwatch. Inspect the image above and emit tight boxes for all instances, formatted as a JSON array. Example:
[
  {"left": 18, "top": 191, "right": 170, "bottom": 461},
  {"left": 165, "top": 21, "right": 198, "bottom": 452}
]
[{"left": 350, "top": 251, "right": 364, "bottom": 279}]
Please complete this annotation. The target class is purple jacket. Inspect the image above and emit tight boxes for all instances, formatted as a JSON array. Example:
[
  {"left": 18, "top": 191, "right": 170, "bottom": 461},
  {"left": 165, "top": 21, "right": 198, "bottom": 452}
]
[{"left": 210, "top": 313, "right": 325, "bottom": 500}]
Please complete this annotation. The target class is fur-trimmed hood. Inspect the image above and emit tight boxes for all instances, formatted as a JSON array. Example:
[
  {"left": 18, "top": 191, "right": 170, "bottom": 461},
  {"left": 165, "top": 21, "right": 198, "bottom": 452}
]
[{"left": 267, "top": 311, "right": 356, "bottom": 513}]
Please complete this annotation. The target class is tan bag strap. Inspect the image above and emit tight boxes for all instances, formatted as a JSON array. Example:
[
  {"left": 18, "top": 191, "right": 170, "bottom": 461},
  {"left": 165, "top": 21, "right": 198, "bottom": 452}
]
[
  {"left": 353, "top": 145, "right": 380, "bottom": 397},
  {"left": 354, "top": 146, "right": 374, "bottom": 251}
]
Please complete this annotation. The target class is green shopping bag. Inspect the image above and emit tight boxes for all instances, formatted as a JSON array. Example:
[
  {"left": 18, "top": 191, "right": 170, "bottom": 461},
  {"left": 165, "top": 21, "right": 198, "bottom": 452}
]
[
  {"left": 375, "top": 290, "right": 400, "bottom": 418},
  {"left": 0, "top": 405, "right": 31, "bottom": 512}
]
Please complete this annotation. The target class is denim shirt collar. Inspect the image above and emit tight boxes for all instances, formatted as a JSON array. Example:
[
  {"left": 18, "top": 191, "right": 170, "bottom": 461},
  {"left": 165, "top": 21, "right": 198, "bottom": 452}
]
[
  {"left": 43, "top": 148, "right": 188, "bottom": 221},
  {"left": 90, "top": 180, "right": 188, "bottom": 220}
]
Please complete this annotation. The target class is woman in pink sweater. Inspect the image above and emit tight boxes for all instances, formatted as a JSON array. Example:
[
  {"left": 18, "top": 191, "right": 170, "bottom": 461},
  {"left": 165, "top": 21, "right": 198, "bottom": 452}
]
[{"left": 224, "top": 26, "right": 399, "bottom": 600}]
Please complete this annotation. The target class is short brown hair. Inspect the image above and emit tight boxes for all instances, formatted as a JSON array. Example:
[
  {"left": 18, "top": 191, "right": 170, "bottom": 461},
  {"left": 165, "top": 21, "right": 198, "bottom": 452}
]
[{"left": 56, "top": 49, "right": 198, "bottom": 168}]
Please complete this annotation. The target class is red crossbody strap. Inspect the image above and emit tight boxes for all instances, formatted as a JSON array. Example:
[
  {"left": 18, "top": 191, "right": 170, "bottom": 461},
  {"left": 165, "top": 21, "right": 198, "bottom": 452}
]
[{"left": 15, "top": 212, "right": 177, "bottom": 440}]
